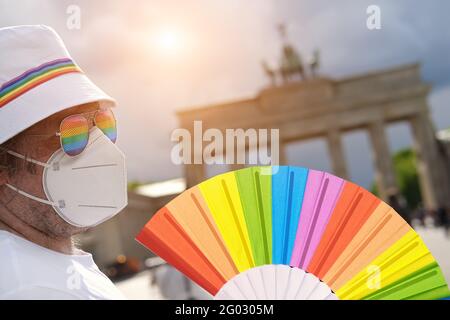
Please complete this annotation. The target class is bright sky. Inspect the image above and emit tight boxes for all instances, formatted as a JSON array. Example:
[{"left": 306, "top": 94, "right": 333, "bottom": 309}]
[{"left": 1, "top": 0, "right": 450, "bottom": 188}]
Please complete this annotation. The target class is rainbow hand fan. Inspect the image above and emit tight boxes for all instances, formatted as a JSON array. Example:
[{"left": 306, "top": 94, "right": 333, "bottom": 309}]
[{"left": 136, "top": 166, "right": 450, "bottom": 300}]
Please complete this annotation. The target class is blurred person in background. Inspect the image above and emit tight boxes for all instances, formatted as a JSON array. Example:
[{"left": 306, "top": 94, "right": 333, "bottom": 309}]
[
  {"left": 153, "top": 264, "right": 211, "bottom": 300},
  {"left": 437, "top": 207, "right": 450, "bottom": 238},
  {"left": 0, "top": 25, "right": 128, "bottom": 299},
  {"left": 387, "top": 189, "right": 410, "bottom": 225}
]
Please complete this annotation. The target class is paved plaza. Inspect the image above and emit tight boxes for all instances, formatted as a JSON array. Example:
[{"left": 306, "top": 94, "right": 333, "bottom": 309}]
[{"left": 115, "top": 226, "right": 450, "bottom": 300}]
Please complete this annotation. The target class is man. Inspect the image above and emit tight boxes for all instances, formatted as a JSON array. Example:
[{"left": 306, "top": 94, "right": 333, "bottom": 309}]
[{"left": 0, "top": 25, "right": 127, "bottom": 299}]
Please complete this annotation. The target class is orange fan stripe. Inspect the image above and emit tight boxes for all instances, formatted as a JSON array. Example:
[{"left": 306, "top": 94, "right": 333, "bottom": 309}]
[
  {"left": 165, "top": 188, "right": 239, "bottom": 280},
  {"left": 189, "top": 192, "right": 240, "bottom": 275},
  {"left": 322, "top": 203, "right": 411, "bottom": 291},
  {"left": 307, "top": 182, "right": 380, "bottom": 278},
  {"left": 135, "top": 207, "right": 226, "bottom": 295}
]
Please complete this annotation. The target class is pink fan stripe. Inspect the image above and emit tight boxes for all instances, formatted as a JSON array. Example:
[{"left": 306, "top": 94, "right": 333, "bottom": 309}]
[{"left": 290, "top": 170, "right": 344, "bottom": 269}]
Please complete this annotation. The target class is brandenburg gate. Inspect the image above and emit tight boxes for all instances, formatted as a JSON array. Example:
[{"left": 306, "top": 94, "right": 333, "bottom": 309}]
[{"left": 177, "top": 63, "right": 450, "bottom": 211}]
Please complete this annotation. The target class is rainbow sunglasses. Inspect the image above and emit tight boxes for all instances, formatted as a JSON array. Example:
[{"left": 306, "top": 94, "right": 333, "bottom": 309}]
[{"left": 58, "top": 108, "right": 117, "bottom": 156}]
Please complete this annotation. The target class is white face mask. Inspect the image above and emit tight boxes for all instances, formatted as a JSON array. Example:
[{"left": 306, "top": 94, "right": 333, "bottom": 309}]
[{"left": 5, "top": 127, "right": 128, "bottom": 228}]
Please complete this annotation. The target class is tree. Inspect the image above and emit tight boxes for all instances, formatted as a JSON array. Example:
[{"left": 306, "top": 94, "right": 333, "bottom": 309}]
[{"left": 371, "top": 148, "right": 422, "bottom": 209}]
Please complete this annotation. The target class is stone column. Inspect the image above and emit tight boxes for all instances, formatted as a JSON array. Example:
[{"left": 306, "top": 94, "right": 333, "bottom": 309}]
[
  {"left": 410, "top": 111, "right": 449, "bottom": 210},
  {"left": 278, "top": 141, "right": 287, "bottom": 166},
  {"left": 326, "top": 129, "right": 349, "bottom": 179},
  {"left": 228, "top": 139, "right": 246, "bottom": 171},
  {"left": 185, "top": 163, "right": 205, "bottom": 188},
  {"left": 229, "top": 163, "right": 246, "bottom": 171},
  {"left": 368, "top": 120, "right": 397, "bottom": 202}
]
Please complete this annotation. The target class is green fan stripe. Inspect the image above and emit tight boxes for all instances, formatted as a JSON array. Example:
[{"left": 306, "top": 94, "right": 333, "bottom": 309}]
[
  {"left": 235, "top": 166, "right": 272, "bottom": 265},
  {"left": 363, "top": 262, "right": 448, "bottom": 300}
]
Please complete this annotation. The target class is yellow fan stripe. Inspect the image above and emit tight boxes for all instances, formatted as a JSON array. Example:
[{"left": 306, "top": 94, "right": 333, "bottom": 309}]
[
  {"left": 336, "top": 230, "right": 436, "bottom": 299},
  {"left": 199, "top": 172, "right": 255, "bottom": 272}
]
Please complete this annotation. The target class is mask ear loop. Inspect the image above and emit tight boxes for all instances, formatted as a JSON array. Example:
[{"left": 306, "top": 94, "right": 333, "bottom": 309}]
[
  {"left": 3, "top": 149, "right": 58, "bottom": 207},
  {"left": 4, "top": 183, "right": 56, "bottom": 206}
]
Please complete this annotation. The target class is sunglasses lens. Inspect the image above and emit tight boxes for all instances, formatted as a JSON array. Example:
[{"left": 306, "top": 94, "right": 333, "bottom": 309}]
[
  {"left": 60, "top": 115, "right": 89, "bottom": 156},
  {"left": 95, "top": 109, "right": 117, "bottom": 143}
]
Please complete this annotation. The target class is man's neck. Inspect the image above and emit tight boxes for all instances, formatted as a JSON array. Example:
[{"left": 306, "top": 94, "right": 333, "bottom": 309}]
[{"left": 0, "top": 213, "right": 77, "bottom": 255}]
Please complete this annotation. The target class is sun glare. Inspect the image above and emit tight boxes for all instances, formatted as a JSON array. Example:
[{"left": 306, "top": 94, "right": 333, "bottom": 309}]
[{"left": 157, "top": 30, "right": 180, "bottom": 53}]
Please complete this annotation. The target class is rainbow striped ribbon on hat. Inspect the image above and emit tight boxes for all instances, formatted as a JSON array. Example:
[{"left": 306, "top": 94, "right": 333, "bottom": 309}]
[{"left": 0, "top": 58, "right": 82, "bottom": 109}]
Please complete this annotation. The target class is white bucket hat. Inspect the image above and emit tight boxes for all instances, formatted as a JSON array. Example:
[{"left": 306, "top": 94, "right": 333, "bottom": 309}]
[{"left": 0, "top": 25, "right": 116, "bottom": 144}]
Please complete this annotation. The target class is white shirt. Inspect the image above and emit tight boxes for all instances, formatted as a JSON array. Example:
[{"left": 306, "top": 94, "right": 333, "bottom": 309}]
[{"left": 0, "top": 230, "right": 125, "bottom": 300}]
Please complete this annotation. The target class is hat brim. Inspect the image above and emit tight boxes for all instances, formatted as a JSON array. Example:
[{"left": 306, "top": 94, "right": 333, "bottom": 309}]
[{"left": 0, "top": 72, "right": 116, "bottom": 144}]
